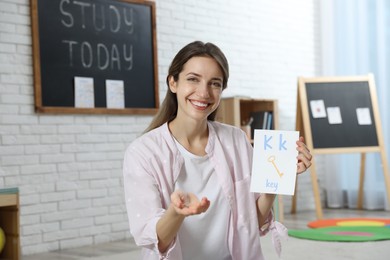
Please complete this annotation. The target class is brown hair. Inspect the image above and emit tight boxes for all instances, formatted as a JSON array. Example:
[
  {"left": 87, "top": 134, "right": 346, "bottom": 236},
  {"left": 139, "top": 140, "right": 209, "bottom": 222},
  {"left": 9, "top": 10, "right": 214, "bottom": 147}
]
[{"left": 145, "top": 41, "right": 229, "bottom": 132}]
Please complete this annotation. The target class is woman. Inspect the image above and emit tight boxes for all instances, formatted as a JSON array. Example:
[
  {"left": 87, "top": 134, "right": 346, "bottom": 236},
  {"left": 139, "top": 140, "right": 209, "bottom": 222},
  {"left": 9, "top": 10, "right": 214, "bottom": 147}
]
[{"left": 123, "top": 41, "right": 312, "bottom": 259}]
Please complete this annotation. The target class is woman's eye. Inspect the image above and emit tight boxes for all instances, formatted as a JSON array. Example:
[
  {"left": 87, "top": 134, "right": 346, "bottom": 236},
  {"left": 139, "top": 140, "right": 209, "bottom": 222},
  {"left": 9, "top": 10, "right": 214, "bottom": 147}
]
[
  {"left": 187, "top": 77, "right": 198, "bottom": 82},
  {"left": 211, "top": 82, "right": 222, "bottom": 88}
]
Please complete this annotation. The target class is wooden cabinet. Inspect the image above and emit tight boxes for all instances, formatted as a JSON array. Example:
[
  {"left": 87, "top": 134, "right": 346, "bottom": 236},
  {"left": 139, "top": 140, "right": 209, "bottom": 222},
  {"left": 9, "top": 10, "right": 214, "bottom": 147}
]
[
  {"left": 216, "top": 97, "right": 284, "bottom": 222},
  {"left": 0, "top": 188, "right": 20, "bottom": 260},
  {"left": 216, "top": 96, "right": 279, "bottom": 133}
]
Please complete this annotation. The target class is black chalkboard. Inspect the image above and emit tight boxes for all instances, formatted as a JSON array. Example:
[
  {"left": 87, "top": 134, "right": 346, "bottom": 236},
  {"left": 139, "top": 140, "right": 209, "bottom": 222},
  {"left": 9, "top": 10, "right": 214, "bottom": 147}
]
[
  {"left": 300, "top": 77, "right": 379, "bottom": 149},
  {"left": 31, "top": 0, "right": 158, "bottom": 114},
  {"left": 294, "top": 75, "right": 390, "bottom": 218}
]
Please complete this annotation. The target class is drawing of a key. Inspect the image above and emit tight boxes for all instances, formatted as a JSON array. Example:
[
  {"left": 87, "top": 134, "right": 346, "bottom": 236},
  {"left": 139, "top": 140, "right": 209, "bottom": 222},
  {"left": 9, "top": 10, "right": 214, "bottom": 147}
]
[{"left": 268, "top": 155, "right": 284, "bottom": 178}]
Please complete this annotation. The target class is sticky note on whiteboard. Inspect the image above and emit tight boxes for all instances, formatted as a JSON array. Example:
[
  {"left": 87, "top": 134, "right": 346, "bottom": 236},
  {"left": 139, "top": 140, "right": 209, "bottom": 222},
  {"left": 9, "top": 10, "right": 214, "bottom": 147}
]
[{"left": 250, "top": 130, "right": 299, "bottom": 195}]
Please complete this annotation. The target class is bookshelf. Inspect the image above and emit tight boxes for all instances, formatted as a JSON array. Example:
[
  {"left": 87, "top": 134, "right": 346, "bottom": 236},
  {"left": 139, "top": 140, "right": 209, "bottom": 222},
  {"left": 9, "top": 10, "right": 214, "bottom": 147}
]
[
  {"left": 216, "top": 97, "right": 279, "bottom": 139},
  {"left": 0, "top": 188, "right": 20, "bottom": 260},
  {"left": 216, "top": 97, "right": 284, "bottom": 222}
]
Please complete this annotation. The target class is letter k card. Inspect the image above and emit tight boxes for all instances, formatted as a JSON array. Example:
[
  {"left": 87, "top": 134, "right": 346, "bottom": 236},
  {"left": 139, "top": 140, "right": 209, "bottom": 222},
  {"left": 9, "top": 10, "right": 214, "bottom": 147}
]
[{"left": 250, "top": 130, "right": 299, "bottom": 195}]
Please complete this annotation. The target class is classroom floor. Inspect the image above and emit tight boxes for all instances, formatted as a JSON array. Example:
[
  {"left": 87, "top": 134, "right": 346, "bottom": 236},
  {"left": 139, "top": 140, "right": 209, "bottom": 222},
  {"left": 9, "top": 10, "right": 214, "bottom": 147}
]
[{"left": 22, "top": 208, "right": 390, "bottom": 260}]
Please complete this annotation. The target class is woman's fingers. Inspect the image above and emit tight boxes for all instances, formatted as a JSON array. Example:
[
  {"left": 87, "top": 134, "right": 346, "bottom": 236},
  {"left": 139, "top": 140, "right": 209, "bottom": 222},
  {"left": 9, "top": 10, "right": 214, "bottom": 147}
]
[
  {"left": 199, "top": 197, "right": 211, "bottom": 212},
  {"left": 296, "top": 136, "right": 312, "bottom": 174},
  {"left": 171, "top": 191, "right": 210, "bottom": 216}
]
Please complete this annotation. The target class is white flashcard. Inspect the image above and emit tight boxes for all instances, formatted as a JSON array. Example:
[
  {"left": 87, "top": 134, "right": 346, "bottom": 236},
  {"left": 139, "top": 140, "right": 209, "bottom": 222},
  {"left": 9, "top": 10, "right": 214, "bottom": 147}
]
[
  {"left": 327, "top": 107, "right": 342, "bottom": 124},
  {"left": 74, "top": 76, "right": 94, "bottom": 108},
  {"left": 310, "top": 100, "right": 327, "bottom": 118},
  {"left": 106, "top": 79, "right": 125, "bottom": 109},
  {"left": 250, "top": 130, "right": 299, "bottom": 195},
  {"left": 356, "top": 108, "right": 372, "bottom": 125}
]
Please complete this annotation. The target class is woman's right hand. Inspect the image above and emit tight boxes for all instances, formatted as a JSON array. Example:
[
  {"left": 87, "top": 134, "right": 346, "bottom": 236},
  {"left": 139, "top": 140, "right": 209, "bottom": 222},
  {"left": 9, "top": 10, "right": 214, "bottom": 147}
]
[{"left": 170, "top": 190, "right": 210, "bottom": 216}]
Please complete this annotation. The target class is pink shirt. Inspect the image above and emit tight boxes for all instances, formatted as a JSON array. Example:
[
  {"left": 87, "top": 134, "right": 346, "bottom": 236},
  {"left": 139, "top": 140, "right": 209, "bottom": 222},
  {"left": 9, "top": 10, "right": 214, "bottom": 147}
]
[{"left": 123, "top": 121, "right": 286, "bottom": 260}]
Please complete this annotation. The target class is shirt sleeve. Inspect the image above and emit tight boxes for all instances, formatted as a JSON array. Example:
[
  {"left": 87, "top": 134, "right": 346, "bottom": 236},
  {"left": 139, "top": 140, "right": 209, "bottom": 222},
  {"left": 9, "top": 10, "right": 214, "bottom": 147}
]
[
  {"left": 123, "top": 143, "right": 177, "bottom": 258},
  {"left": 259, "top": 208, "right": 274, "bottom": 236},
  {"left": 258, "top": 208, "right": 288, "bottom": 258}
]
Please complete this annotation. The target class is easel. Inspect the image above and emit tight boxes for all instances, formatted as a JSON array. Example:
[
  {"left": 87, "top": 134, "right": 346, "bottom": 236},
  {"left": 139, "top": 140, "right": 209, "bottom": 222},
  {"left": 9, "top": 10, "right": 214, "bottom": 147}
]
[
  {"left": 273, "top": 195, "right": 284, "bottom": 223},
  {"left": 291, "top": 74, "right": 390, "bottom": 219}
]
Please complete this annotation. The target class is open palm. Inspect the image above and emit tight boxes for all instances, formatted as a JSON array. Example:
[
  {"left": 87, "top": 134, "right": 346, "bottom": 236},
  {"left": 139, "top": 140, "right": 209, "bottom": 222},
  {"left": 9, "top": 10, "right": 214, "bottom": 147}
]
[{"left": 170, "top": 190, "right": 210, "bottom": 216}]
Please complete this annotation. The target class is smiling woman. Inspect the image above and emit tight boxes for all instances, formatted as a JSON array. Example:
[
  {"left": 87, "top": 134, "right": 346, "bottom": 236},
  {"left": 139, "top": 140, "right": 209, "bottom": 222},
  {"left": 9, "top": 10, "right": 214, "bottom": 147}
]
[
  {"left": 168, "top": 56, "right": 224, "bottom": 128},
  {"left": 144, "top": 41, "right": 229, "bottom": 133},
  {"left": 122, "top": 41, "right": 312, "bottom": 260}
]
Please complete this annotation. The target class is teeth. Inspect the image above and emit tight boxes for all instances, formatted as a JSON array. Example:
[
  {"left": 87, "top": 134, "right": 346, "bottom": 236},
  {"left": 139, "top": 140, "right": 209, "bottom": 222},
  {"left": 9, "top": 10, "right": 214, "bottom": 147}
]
[{"left": 192, "top": 100, "right": 208, "bottom": 107}]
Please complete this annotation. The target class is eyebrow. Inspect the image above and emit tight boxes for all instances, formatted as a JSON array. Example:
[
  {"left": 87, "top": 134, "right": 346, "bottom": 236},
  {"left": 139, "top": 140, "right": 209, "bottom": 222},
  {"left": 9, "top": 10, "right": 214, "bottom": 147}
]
[
  {"left": 185, "top": 72, "right": 201, "bottom": 77},
  {"left": 185, "top": 72, "right": 222, "bottom": 81}
]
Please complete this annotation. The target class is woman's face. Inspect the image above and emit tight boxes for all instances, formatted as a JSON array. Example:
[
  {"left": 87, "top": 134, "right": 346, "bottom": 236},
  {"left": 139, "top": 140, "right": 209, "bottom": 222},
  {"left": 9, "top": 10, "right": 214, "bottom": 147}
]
[{"left": 169, "top": 56, "right": 223, "bottom": 122}]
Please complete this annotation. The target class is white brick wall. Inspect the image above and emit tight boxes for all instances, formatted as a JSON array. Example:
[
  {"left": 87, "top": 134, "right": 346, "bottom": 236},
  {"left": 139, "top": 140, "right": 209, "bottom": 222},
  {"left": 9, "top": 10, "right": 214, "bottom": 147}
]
[{"left": 0, "top": 0, "right": 322, "bottom": 255}]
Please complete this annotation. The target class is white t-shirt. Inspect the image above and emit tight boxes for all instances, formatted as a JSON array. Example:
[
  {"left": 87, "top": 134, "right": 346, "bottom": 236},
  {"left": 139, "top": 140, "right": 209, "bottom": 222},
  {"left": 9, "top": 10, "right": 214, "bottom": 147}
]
[{"left": 174, "top": 139, "right": 232, "bottom": 260}]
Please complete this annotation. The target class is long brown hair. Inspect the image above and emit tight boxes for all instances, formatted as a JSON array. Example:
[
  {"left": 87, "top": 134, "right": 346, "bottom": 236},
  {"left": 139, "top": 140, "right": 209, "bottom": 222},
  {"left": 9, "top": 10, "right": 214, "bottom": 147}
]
[{"left": 145, "top": 41, "right": 229, "bottom": 133}]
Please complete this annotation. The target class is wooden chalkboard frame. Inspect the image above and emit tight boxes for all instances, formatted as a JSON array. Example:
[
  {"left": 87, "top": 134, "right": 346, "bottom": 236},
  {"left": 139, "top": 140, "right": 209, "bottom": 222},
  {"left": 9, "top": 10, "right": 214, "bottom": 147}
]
[
  {"left": 292, "top": 74, "right": 390, "bottom": 219},
  {"left": 297, "top": 74, "right": 384, "bottom": 154},
  {"left": 30, "top": 0, "right": 159, "bottom": 115}
]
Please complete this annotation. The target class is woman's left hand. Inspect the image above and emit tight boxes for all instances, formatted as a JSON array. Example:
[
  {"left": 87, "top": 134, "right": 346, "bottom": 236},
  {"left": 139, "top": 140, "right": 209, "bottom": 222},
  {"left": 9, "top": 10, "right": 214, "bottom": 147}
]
[{"left": 296, "top": 136, "right": 312, "bottom": 174}]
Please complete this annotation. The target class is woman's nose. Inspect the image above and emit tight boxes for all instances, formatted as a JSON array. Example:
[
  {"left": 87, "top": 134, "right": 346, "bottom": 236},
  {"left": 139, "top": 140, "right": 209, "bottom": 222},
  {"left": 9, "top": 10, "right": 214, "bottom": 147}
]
[{"left": 196, "top": 82, "right": 210, "bottom": 98}]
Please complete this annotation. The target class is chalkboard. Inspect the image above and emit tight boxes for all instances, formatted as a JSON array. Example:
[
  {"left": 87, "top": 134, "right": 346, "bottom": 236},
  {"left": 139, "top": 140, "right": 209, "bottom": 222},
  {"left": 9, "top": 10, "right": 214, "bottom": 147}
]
[
  {"left": 31, "top": 0, "right": 159, "bottom": 114},
  {"left": 293, "top": 74, "right": 390, "bottom": 219},
  {"left": 306, "top": 81, "right": 378, "bottom": 148},
  {"left": 297, "top": 74, "right": 382, "bottom": 152}
]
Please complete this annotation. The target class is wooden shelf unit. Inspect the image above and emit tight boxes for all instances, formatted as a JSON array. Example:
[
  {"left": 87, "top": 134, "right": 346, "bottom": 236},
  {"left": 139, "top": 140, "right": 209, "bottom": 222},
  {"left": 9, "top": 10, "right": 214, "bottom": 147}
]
[
  {"left": 216, "top": 97, "right": 284, "bottom": 221},
  {"left": 216, "top": 97, "right": 278, "bottom": 132},
  {"left": 0, "top": 189, "right": 20, "bottom": 260}
]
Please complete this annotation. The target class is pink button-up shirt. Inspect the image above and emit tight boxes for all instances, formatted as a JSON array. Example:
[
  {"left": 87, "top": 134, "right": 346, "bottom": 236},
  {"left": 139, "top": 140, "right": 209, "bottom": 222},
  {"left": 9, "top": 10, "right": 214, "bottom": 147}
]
[{"left": 123, "top": 121, "right": 286, "bottom": 259}]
